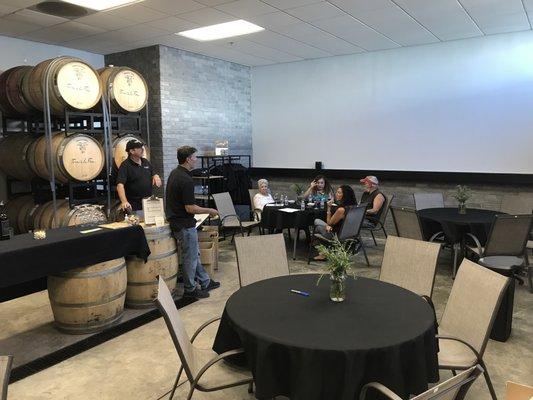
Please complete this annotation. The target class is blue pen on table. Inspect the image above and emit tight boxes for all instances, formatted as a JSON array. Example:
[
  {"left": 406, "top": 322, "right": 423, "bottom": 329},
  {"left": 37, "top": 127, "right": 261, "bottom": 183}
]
[{"left": 290, "top": 289, "right": 310, "bottom": 297}]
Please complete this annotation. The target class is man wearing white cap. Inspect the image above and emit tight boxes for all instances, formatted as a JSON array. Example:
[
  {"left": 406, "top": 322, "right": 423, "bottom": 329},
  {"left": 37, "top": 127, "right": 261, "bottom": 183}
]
[{"left": 359, "top": 176, "right": 386, "bottom": 225}]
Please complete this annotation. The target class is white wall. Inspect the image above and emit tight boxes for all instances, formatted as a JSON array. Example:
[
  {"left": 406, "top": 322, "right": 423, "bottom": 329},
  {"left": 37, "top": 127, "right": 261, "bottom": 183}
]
[
  {"left": 0, "top": 35, "right": 104, "bottom": 202},
  {"left": 251, "top": 31, "right": 533, "bottom": 174}
]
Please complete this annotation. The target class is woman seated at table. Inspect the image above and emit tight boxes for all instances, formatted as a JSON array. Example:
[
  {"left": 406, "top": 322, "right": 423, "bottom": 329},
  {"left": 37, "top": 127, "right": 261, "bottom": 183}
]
[
  {"left": 302, "top": 175, "right": 334, "bottom": 202},
  {"left": 313, "top": 185, "right": 357, "bottom": 260},
  {"left": 359, "top": 175, "right": 386, "bottom": 226},
  {"left": 253, "top": 179, "right": 274, "bottom": 219}
]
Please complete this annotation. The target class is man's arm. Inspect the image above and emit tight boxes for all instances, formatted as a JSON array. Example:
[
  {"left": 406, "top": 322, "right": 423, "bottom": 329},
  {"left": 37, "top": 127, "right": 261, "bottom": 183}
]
[
  {"left": 117, "top": 183, "right": 131, "bottom": 211},
  {"left": 185, "top": 204, "right": 218, "bottom": 217},
  {"left": 366, "top": 194, "right": 385, "bottom": 215},
  {"left": 152, "top": 174, "right": 162, "bottom": 187}
]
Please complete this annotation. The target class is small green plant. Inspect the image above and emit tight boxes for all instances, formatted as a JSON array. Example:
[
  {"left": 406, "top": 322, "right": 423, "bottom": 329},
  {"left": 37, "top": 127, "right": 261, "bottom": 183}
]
[
  {"left": 315, "top": 236, "right": 355, "bottom": 284},
  {"left": 453, "top": 185, "right": 471, "bottom": 203},
  {"left": 291, "top": 183, "right": 304, "bottom": 197}
]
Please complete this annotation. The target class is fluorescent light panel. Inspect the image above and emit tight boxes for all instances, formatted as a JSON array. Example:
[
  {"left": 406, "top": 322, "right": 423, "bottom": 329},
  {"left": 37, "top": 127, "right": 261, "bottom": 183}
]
[
  {"left": 177, "top": 20, "right": 264, "bottom": 41},
  {"left": 61, "top": 0, "right": 144, "bottom": 11}
]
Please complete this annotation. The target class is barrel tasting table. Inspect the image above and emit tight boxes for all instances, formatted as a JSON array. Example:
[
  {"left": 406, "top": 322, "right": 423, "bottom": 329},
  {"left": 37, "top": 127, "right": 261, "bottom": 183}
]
[{"left": 0, "top": 225, "right": 150, "bottom": 302}]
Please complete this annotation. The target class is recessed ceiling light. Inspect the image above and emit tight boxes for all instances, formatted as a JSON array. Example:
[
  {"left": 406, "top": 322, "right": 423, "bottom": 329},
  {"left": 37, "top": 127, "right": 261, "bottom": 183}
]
[
  {"left": 60, "top": 0, "right": 144, "bottom": 11},
  {"left": 177, "top": 20, "right": 264, "bottom": 42}
]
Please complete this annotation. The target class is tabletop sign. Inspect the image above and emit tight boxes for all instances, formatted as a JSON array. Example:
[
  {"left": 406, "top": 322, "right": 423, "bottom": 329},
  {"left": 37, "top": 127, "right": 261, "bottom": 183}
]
[{"left": 142, "top": 197, "right": 164, "bottom": 225}]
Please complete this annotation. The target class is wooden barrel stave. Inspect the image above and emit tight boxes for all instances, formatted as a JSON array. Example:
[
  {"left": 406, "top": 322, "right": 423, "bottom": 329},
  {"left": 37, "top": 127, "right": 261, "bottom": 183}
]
[
  {"left": 125, "top": 225, "right": 178, "bottom": 308},
  {"left": 48, "top": 257, "right": 127, "bottom": 334},
  {"left": 0, "top": 134, "right": 37, "bottom": 181},
  {"left": 33, "top": 200, "right": 107, "bottom": 230},
  {"left": 5, "top": 195, "right": 39, "bottom": 234},
  {"left": 99, "top": 66, "right": 148, "bottom": 113}
]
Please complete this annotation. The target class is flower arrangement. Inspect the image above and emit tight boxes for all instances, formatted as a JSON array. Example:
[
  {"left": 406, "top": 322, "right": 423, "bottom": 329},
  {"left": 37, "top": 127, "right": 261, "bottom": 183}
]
[
  {"left": 315, "top": 236, "right": 356, "bottom": 302},
  {"left": 291, "top": 183, "right": 304, "bottom": 197},
  {"left": 453, "top": 185, "right": 471, "bottom": 214}
]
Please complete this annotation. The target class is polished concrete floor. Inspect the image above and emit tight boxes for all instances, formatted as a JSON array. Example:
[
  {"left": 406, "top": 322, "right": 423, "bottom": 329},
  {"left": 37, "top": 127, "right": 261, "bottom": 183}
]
[{"left": 4, "top": 232, "right": 533, "bottom": 400}]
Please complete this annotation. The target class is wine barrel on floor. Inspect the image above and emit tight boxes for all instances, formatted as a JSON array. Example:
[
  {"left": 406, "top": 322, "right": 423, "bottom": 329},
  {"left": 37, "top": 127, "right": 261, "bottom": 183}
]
[
  {"left": 0, "top": 133, "right": 37, "bottom": 181},
  {"left": 22, "top": 57, "right": 102, "bottom": 115},
  {"left": 0, "top": 66, "right": 36, "bottom": 116},
  {"left": 48, "top": 257, "right": 127, "bottom": 334},
  {"left": 99, "top": 66, "right": 148, "bottom": 113},
  {"left": 125, "top": 224, "right": 178, "bottom": 308},
  {"left": 29, "top": 132, "right": 105, "bottom": 184},
  {"left": 5, "top": 195, "right": 39, "bottom": 234},
  {"left": 32, "top": 199, "right": 107, "bottom": 229}
]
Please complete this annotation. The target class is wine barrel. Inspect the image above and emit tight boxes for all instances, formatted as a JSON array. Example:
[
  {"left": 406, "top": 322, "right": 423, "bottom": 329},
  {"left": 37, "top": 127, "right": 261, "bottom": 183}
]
[
  {"left": 99, "top": 66, "right": 148, "bottom": 113},
  {"left": 0, "top": 134, "right": 37, "bottom": 181},
  {"left": 125, "top": 224, "right": 178, "bottom": 308},
  {"left": 22, "top": 57, "right": 102, "bottom": 115},
  {"left": 48, "top": 257, "right": 127, "bottom": 334},
  {"left": 0, "top": 66, "right": 36, "bottom": 116},
  {"left": 30, "top": 132, "right": 105, "bottom": 184},
  {"left": 5, "top": 195, "right": 39, "bottom": 234},
  {"left": 33, "top": 199, "right": 107, "bottom": 229}
]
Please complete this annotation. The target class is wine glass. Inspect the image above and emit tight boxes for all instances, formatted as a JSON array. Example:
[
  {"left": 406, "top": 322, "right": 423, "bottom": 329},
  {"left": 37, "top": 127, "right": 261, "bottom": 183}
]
[{"left": 274, "top": 193, "right": 279, "bottom": 204}]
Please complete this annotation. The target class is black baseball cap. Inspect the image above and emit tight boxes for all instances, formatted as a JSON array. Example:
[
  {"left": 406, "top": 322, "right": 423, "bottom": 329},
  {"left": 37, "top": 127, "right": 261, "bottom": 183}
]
[{"left": 125, "top": 139, "right": 143, "bottom": 152}]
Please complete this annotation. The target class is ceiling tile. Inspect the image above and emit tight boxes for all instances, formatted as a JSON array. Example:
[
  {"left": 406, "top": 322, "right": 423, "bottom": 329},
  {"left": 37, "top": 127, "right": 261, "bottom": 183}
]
[
  {"left": 275, "top": 22, "right": 364, "bottom": 54},
  {"left": 3, "top": 9, "right": 68, "bottom": 27},
  {"left": 285, "top": 2, "right": 345, "bottom": 22},
  {"left": 0, "top": 17, "right": 41, "bottom": 35},
  {"left": 215, "top": 0, "right": 278, "bottom": 19},
  {"left": 104, "top": 4, "right": 168, "bottom": 23},
  {"left": 460, "top": 0, "right": 530, "bottom": 34},
  {"left": 220, "top": 38, "right": 302, "bottom": 62},
  {"left": 63, "top": 36, "right": 123, "bottom": 53},
  {"left": 194, "top": 0, "right": 234, "bottom": 5},
  {"left": 247, "top": 11, "right": 301, "bottom": 29},
  {"left": 75, "top": 12, "right": 137, "bottom": 30},
  {"left": 247, "top": 30, "right": 332, "bottom": 58},
  {"left": 0, "top": 4, "right": 18, "bottom": 16},
  {"left": 196, "top": 45, "right": 273, "bottom": 65},
  {"left": 394, "top": 0, "right": 482, "bottom": 41},
  {"left": 177, "top": 7, "right": 235, "bottom": 24},
  {"left": 102, "top": 24, "right": 169, "bottom": 42},
  {"left": 260, "top": 0, "right": 322, "bottom": 10},
  {"left": 145, "top": 16, "right": 199, "bottom": 32},
  {"left": 313, "top": 15, "right": 399, "bottom": 51},
  {"left": 22, "top": 21, "right": 106, "bottom": 44},
  {"left": 142, "top": 0, "right": 205, "bottom": 14},
  {"left": 0, "top": 0, "right": 40, "bottom": 7}
]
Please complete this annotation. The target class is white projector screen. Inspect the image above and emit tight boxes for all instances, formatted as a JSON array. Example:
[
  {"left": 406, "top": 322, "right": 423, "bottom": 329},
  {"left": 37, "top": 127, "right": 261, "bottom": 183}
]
[{"left": 251, "top": 31, "right": 533, "bottom": 174}]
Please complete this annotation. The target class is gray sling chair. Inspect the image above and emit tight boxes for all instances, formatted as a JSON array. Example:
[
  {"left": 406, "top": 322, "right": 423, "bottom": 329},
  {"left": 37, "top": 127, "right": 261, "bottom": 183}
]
[
  {"left": 464, "top": 214, "right": 533, "bottom": 292},
  {"left": 235, "top": 234, "right": 289, "bottom": 287},
  {"left": 1, "top": 355, "right": 13, "bottom": 400},
  {"left": 362, "top": 194, "right": 394, "bottom": 246},
  {"left": 390, "top": 206, "right": 445, "bottom": 242},
  {"left": 212, "top": 192, "right": 260, "bottom": 242},
  {"left": 379, "top": 236, "right": 441, "bottom": 298},
  {"left": 414, "top": 192, "right": 445, "bottom": 210},
  {"left": 308, "top": 205, "right": 369, "bottom": 266},
  {"left": 154, "top": 277, "right": 253, "bottom": 400},
  {"left": 359, "top": 364, "right": 483, "bottom": 400},
  {"left": 437, "top": 259, "right": 509, "bottom": 400}
]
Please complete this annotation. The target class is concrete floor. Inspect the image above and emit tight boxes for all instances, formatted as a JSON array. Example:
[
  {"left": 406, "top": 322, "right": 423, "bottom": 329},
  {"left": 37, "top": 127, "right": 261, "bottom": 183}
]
[{"left": 4, "top": 233, "right": 533, "bottom": 400}]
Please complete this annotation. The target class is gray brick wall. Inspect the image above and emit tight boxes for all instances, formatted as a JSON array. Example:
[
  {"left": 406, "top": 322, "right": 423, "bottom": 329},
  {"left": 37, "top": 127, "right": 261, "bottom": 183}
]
[
  {"left": 254, "top": 175, "right": 533, "bottom": 235},
  {"left": 105, "top": 45, "right": 252, "bottom": 187}
]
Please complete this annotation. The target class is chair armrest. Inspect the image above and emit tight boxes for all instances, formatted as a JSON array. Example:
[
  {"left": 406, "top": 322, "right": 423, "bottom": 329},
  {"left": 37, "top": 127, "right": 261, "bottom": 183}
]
[
  {"left": 221, "top": 214, "right": 242, "bottom": 227},
  {"left": 429, "top": 231, "right": 445, "bottom": 242},
  {"left": 359, "top": 382, "right": 403, "bottom": 400},
  {"left": 421, "top": 295, "right": 438, "bottom": 327},
  {"left": 465, "top": 233, "right": 483, "bottom": 256},
  {"left": 253, "top": 209, "right": 262, "bottom": 221},
  {"left": 436, "top": 334, "right": 482, "bottom": 361},
  {"left": 191, "top": 316, "right": 222, "bottom": 343},
  {"left": 192, "top": 348, "right": 250, "bottom": 385}
]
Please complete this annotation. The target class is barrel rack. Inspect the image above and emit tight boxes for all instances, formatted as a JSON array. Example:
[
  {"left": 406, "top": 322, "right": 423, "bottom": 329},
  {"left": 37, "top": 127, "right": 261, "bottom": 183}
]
[{"left": 0, "top": 72, "right": 151, "bottom": 220}]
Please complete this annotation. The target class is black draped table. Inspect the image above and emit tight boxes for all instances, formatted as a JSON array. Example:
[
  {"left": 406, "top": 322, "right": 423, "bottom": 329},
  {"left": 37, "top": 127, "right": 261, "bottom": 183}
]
[
  {"left": 213, "top": 274, "right": 439, "bottom": 400},
  {"left": 0, "top": 225, "right": 150, "bottom": 302}
]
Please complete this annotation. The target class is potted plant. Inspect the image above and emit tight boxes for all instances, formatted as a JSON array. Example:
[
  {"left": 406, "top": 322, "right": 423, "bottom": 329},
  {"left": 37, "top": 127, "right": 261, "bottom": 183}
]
[
  {"left": 453, "top": 185, "right": 471, "bottom": 214},
  {"left": 315, "top": 236, "right": 356, "bottom": 302},
  {"left": 291, "top": 183, "right": 304, "bottom": 199}
]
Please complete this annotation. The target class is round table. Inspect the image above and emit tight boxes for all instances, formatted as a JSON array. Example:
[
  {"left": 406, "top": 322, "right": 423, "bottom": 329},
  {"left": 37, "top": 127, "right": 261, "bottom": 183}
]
[
  {"left": 260, "top": 204, "right": 326, "bottom": 231},
  {"left": 418, "top": 207, "right": 504, "bottom": 244},
  {"left": 213, "top": 274, "right": 439, "bottom": 400}
]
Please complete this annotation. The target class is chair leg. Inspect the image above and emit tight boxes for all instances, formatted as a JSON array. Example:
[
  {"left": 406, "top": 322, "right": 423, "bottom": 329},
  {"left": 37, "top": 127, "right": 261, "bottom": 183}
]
[
  {"left": 451, "top": 370, "right": 457, "bottom": 376},
  {"left": 528, "top": 265, "right": 533, "bottom": 294},
  {"left": 287, "top": 228, "right": 292, "bottom": 241},
  {"left": 382, "top": 227, "right": 387, "bottom": 238},
  {"left": 293, "top": 228, "right": 299, "bottom": 260},
  {"left": 452, "top": 244, "right": 459, "bottom": 279},
  {"left": 186, "top": 385, "right": 196, "bottom": 400},
  {"left": 307, "top": 236, "right": 314, "bottom": 265},
  {"left": 370, "top": 230, "right": 377, "bottom": 246},
  {"left": 169, "top": 366, "right": 183, "bottom": 400},
  {"left": 479, "top": 359, "right": 498, "bottom": 400},
  {"left": 248, "top": 382, "right": 254, "bottom": 393},
  {"left": 361, "top": 242, "right": 370, "bottom": 266}
]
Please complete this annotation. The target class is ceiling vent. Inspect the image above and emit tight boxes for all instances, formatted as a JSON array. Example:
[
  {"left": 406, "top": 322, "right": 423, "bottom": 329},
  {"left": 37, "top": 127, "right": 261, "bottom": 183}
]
[{"left": 29, "top": 1, "right": 92, "bottom": 19}]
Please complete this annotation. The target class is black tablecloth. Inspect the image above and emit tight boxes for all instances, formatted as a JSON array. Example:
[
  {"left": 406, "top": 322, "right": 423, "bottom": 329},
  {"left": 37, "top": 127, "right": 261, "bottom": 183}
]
[
  {"left": 418, "top": 207, "right": 503, "bottom": 244},
  {"left": 260, "top": 204, "right": 326, "bottom": 230},
  {"left": 213, "top": 274, "right": 439, "bottom": 400},
  {"left": 0, "top": 225, "right": 150, "bottom": 289}
]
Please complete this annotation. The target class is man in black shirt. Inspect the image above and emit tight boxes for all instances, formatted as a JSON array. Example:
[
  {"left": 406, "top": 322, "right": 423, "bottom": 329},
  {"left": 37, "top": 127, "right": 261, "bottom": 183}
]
[
  {"left": 116, "top": 139, "right": 161, "bottom": 212},
  {"left": 166, "top": 146, "right": 219, "bottom": 299}
]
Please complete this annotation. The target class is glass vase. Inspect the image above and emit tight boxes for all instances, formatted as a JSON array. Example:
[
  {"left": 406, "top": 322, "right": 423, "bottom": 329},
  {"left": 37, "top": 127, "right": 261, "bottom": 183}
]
[
  {"left": 330, "top": 273, "right": 346, "bottom": 302},
  {"left": 458, "top": 202, "right": 466, "bottom": 214}
]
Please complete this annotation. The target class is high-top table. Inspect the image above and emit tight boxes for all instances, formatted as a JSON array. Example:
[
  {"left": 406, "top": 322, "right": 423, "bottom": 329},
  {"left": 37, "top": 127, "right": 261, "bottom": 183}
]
[{"left": 213, "top": 274, "right": 439, "bottom": 400}]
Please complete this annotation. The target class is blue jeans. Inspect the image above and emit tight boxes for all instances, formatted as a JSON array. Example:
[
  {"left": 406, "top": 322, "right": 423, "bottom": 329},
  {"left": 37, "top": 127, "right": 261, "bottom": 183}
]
[{"left": 173, "top": 227, "right": 211, "bottom": 293}]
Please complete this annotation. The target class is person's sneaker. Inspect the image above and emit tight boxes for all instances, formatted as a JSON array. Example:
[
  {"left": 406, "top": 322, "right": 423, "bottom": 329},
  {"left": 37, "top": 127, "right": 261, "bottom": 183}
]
[
  {"left": 203, "top": 280, "right": 221, "bottom": 291},
  {"left": 184, "top": 288, "right": 210, "bottom": 299}
]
